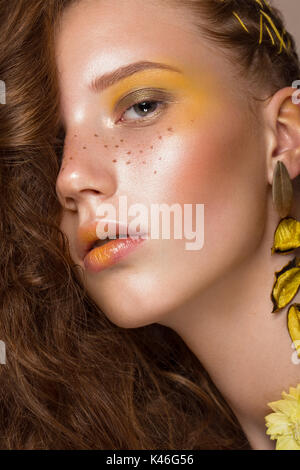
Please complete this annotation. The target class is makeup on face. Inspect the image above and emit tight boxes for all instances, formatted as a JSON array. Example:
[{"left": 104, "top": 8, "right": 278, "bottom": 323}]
[
  {"left": 60, "top": 61, "right": 219, "bottom": 172},
  {"left": 78, "top": 219, "right": 149, "bottom": 274},
  {"left": 84, "top": 236, "right": 146, "bottom": 273},
  {"left": 56, "top": 62, "right": 217, "bottom": 174},
  {"left": 97, "top": 62, "right": 217, "bottom": 130}
]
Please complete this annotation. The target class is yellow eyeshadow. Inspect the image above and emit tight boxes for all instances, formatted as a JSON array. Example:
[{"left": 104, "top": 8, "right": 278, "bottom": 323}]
[
  {"left": 103, "top": 68, "right": 212, "bottom": 118},
  {"left": 105, "top": 70, "right": 184, "bottom": 105},
  {"left": 99, "top": 54, "right": 225, "bottom": 129}
]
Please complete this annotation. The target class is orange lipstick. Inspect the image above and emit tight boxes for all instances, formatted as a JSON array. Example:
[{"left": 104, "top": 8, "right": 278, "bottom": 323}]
[
  {"left": 84, "top": 236, "right": 146, "bottom": 273},
  {"left": 77, "top": 219, "right": 148, "bottom": 273}
]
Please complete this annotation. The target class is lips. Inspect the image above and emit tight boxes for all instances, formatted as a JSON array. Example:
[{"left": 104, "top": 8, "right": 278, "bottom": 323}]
[
  {"left": 76, "top": 219, "right": 148, "bottom": 268},
  {"left": 90, "top": 237, "right": 112, "bottom": 249},
  {"left": 77, "top": 220, "right": 127, "bottom": 262}
]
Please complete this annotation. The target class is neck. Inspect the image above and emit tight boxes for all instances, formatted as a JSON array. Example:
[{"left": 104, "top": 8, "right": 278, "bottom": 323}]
[{"left": 159, "top": 193, "right": 300, "bottom": 450}]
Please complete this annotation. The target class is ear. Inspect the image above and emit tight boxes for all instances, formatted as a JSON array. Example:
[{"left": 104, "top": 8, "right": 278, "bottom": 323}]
[{"left": 266, "top": 87, "right": 300, "bottom": 185}]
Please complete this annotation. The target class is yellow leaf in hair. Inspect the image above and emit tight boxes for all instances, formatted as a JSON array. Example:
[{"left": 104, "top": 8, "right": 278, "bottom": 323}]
[
  {"left": 272, "top": 218, "right": 300, "bottom": 255},
  {"left": 271, "top": 258, "right": 300, "bottom": 312},
  {"left": 287, "top": 304, "right": 300, "bottom": 359}
]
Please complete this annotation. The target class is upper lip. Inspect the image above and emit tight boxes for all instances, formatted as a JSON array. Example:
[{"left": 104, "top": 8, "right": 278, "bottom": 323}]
[{"left": 76, "top": 219, "right": 130, "bottom": 261}]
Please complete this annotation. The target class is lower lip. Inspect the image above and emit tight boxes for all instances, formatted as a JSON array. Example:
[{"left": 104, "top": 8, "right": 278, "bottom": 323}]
[{"left": 83, "top": 236, "right": 147, "bottom": 273}]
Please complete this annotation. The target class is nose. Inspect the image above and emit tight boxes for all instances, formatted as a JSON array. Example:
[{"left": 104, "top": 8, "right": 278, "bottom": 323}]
[{"left": 56, "top": 137, "right": 117, "bottom": 212}]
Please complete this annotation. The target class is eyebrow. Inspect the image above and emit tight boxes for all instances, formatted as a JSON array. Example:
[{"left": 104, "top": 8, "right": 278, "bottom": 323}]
[{"left": 89, "top": 61, "right": 183, "bottom": 93}]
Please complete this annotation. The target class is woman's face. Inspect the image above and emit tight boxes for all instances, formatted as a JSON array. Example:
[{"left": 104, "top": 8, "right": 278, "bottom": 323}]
[{"left": 55, "top": 0, "right": 267, "bottom": 328}]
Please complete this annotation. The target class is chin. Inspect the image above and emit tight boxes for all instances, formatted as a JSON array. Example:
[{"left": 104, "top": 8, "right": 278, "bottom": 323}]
[
  {"left": 93, "top": 295, "right": 160, "bottom": 329},
  {"left": 85, "top": 275, "right": 183, "bottom": 329}
]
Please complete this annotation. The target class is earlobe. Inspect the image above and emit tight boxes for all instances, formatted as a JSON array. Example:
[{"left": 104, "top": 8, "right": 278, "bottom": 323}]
[{"left": 267, "top": 88, "right": 300, "bottom": 185}]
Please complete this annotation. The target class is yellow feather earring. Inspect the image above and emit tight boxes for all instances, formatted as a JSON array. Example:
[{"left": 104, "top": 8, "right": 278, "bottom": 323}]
[
  {"left": 272, "top": 160, "right": 293, "bottom": 219},
  {"left": 265, "top": 163, "right": 300, "bottom": 450},
  {"left": 271, "top": 161, "right": 300, "bottom": 356}
]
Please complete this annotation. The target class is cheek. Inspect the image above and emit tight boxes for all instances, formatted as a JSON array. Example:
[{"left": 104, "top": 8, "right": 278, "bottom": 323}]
[
  {"left": 155, "top": 118, "right": 267, "bottom": 254},
  {"left": 157, "top": 127, "right": 256, "bottom": 203}
]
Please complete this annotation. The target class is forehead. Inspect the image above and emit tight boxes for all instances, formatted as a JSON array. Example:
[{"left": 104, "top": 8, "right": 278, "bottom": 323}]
[
  {"left": 55, "top": 0, "right": 233, "bottom": 86},
  {"left": 56, "top": 0, "right": 196, "bottom": 54}
]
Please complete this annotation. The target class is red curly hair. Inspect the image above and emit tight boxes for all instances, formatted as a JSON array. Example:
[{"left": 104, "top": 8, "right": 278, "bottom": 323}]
[{"left": 0, "top": 0, "right": 298, "bottom": 449}]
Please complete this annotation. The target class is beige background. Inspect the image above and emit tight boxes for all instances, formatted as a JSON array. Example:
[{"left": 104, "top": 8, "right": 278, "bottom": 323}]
[{"left": 272, "top": 0, "right": 300, "bottom": 54}]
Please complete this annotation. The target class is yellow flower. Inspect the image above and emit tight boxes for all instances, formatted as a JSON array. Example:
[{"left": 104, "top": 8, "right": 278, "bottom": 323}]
[{"left": 265, "top": 384, "right": 300, "bottom": 450}]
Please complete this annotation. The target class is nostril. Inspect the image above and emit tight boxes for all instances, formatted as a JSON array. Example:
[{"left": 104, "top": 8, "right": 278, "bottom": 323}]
[
  {"left": 89, "top": 189, "right": 102, "bottom": 195},
  {"left": 64, "top": 197, "right": 77, "bottom": 211}
]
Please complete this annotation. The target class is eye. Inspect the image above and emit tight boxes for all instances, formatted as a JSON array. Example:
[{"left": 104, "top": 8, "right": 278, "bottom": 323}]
[
  {"left": 114, "top": 88, "right": 178, "bottom": 126},
  {"left": 120, "top": 100, "right": 164, "bottom": 122}
]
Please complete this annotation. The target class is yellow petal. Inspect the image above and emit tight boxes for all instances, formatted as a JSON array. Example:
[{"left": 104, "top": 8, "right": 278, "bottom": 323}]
[
  {"left": 272, "top": 217, "right": 300, "bottom": 255},
  {"left": 265, "top": 384, "right": 300, "bottom": 450},
  {"left": 271, "top": 258, "right": 300, "bottom": 312},
  {"left": 287, "top": 304, "right": 300, "bottom": 359},
  {"left": 287, "top": 384, "right": 300, "bottom": 400},
  {"left": 276, "top": 435, "right": 300, "bottom": 450},
  {"left": 282, "top": 391, "right": 299, "bottom": 403},
  {"left": 265, "top": 412, "right": 291, "bottom": 436},
  {"left": 267, "top": 399, "right": 297, "bottom": 416}
]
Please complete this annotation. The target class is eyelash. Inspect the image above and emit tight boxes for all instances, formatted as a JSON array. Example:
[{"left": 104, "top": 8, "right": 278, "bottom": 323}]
[
  {"left": 115, "top": 89, "right": 177, "bottom": 126},
  {"left": 54, "top": 90, "right": 175, "bottom": 154},
  {"left": 119, "top": 100, "right": 167, "bottom": 124}
]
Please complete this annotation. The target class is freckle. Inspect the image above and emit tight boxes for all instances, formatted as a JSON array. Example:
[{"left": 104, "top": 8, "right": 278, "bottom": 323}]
[
  {"left": 190, "top": 120, "right": 194, "bottom": 123},
  {"left": 150, "top": 146, "right": 153, "bottom": 149},
  {"left": 120, "top": 139, "right": 124, "bottom": 143},
  {"left": 115, "top": 145, "right": 119, "bottom": 148},
  {"left": 158, "top": 136, "right": 162, "bottom": 140},
  {"left": 139, "top": 150, "right": 143, "bottom": 153},
  {"left": 83, "top": 146, "right": 87, "bottom": 149},
  {"left": 112, "top": 159, "right": 117, "bottom": 163},
  {"left": 104, "top": 145, "right": 108, "bottom": 148},
  {"left": 94, "top": 134, "right": 99, "bottom": 137},
  {"left": 69, "top": 157, "right": 73, "bottom": 160},
  {"left": 167, "top": 127, "right": 173, "bottom": 132},
  {"left": 126, "top": 161, "right": 131, "bottom": 165},
  {"left": 127, "top": 151, "right": 131, "bottom": 155},
  {"left": 74, "top": 135, "right": 77, "bottom": 137}
]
